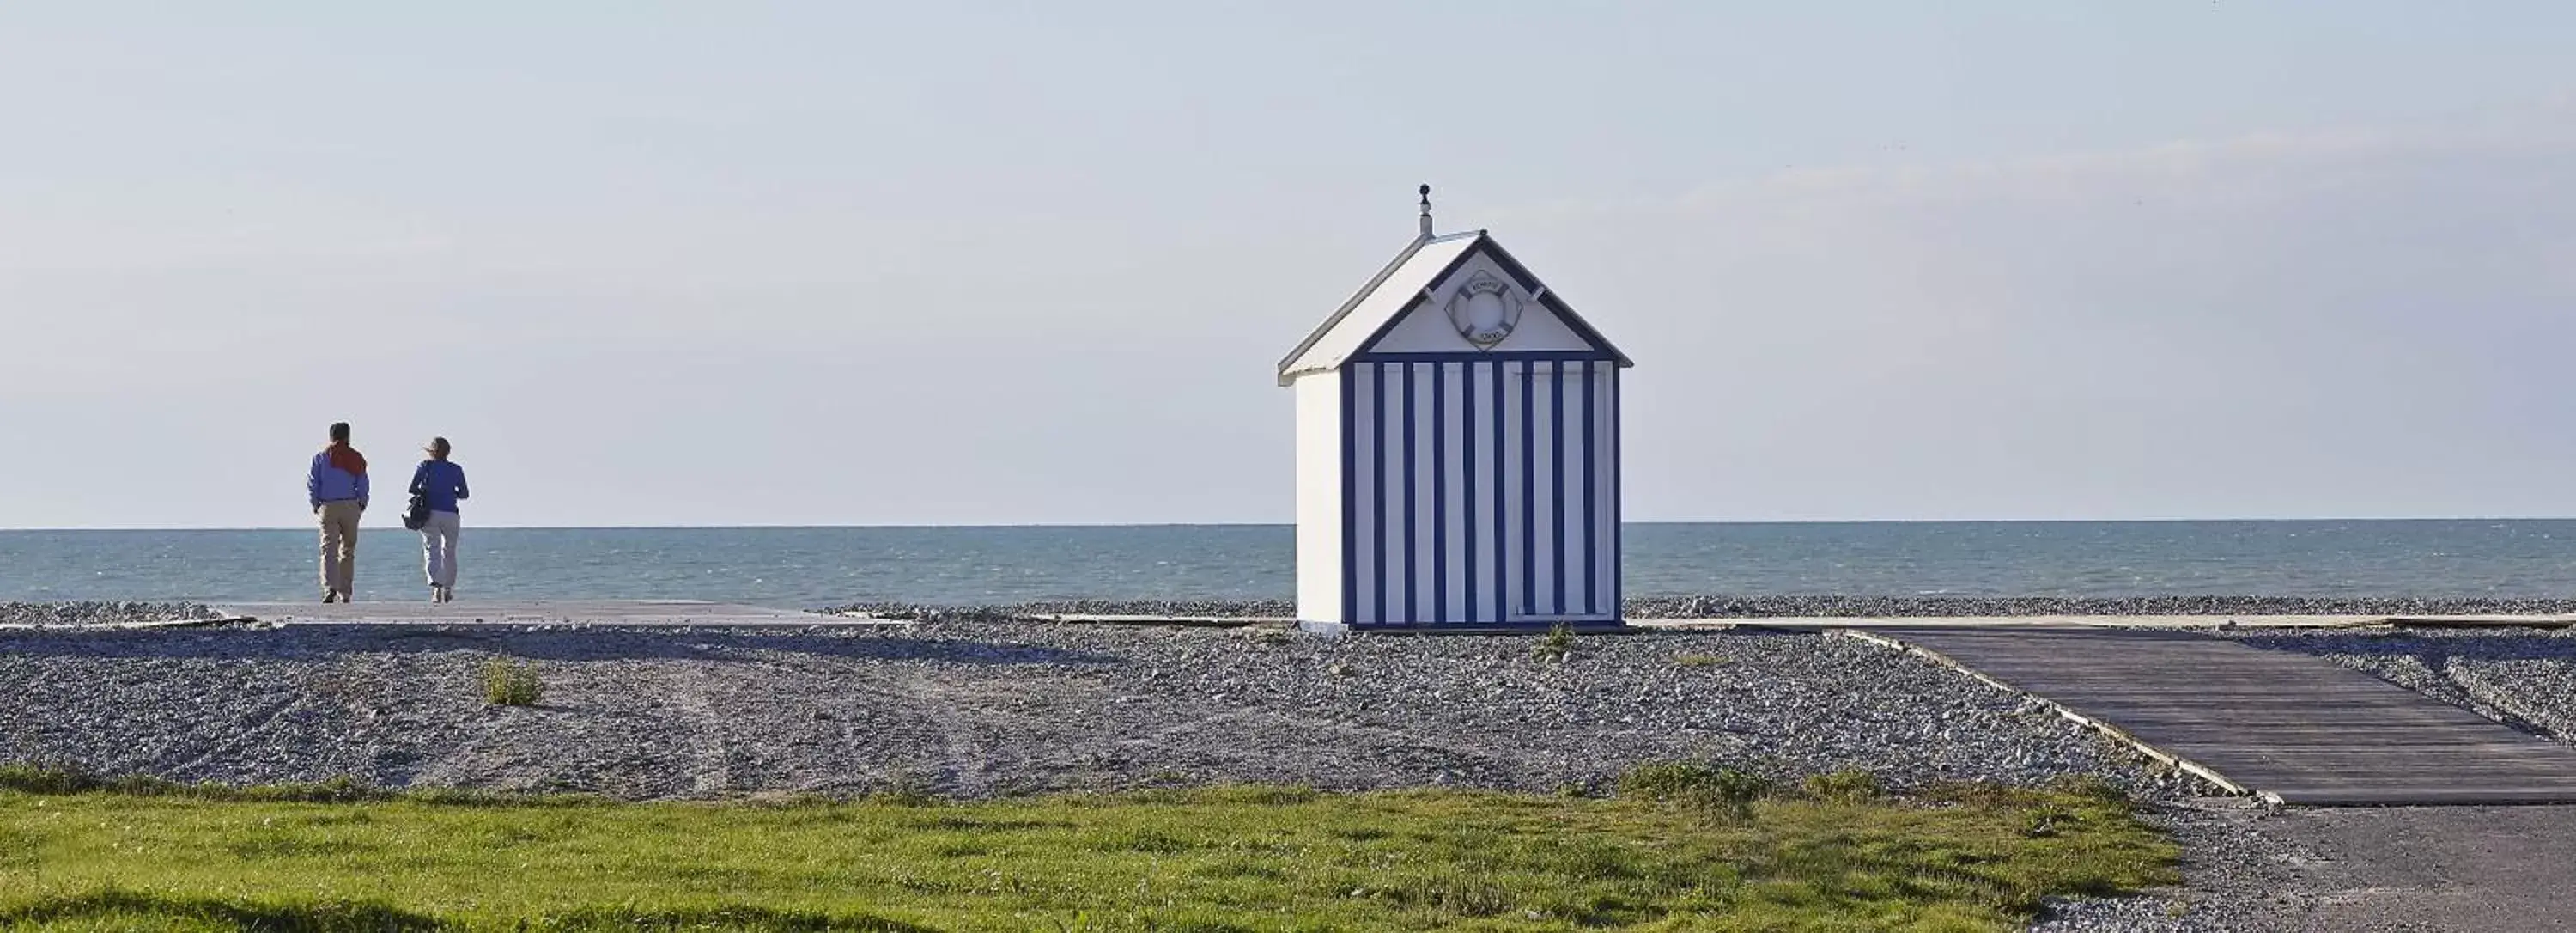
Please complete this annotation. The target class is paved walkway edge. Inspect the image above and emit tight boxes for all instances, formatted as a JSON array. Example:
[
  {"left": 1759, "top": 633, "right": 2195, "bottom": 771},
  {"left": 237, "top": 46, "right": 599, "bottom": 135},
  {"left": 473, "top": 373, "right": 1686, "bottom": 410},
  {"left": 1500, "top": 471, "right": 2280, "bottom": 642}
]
[
  {"left": 0, "top": 616, "right": 250, "bottom": 631},
  {"left": 1833, "top": 629, "right": 2269, "bottom": 802}
]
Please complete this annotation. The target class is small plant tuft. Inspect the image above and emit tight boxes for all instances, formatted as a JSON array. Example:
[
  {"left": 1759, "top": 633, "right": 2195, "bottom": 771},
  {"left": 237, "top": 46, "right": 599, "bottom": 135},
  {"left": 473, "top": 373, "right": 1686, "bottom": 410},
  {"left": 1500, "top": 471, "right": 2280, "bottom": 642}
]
[
  {"left": 0, "top": 764, "right": 109, "bottom": 795},
  {"left": 872, "top": 771, "right": 939, "bottom": 807},
  {"left": 1801, "top": 769, "right": 1884, "bottom": 802},
  {"left": 481, "top": 657, "right": 544, "bottom": 706},
  {"left": 1530, "top": 623, "right": 1576, "bottom": 663},
  {"left": 1672, "top": 653, "right": 1727, "bottom": 668},
  {"left": 1240, "top": 626, "right": 1292, "bottom": 646},
  {"left": 2046, "top": 773, "right": 2132, "bottom": 804},
  {"left": 2022, "top": 811, "right": 2062, "bottom": 838},
  {"left": 1614, "top": 762, "right": 1773, "bottom": 819}
]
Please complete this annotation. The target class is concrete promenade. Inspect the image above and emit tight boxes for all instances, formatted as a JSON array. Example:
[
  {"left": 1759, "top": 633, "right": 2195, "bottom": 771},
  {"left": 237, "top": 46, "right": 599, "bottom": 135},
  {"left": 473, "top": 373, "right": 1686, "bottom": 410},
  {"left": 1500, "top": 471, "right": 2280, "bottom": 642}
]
[{"left": 209, "top": 599, "right": 868, "bottom": 627}]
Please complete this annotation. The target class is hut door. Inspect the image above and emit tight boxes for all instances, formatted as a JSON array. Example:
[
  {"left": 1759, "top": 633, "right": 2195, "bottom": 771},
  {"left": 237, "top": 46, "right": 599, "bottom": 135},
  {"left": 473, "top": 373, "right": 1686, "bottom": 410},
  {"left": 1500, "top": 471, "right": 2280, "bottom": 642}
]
[{"left": 1495, "top": 359, "right": 1617, "bottom": 624}]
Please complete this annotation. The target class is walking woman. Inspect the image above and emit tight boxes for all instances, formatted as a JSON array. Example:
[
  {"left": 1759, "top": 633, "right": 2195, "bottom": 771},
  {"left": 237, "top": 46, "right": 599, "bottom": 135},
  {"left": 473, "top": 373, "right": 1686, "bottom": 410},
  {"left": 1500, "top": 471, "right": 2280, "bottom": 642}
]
[{"left": 409, "top": 437, "right": 471, "bottom": 603}]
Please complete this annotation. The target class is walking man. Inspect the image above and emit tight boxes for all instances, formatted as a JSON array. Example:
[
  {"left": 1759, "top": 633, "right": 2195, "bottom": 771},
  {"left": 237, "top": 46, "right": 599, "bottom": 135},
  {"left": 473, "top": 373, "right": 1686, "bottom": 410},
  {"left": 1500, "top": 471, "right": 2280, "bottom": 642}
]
[
  {"left": 308, "top": 421, "right": 369, "bottom": 602},
  {"left": 410, "top": 436, "right": 470, "bottom": 603}
]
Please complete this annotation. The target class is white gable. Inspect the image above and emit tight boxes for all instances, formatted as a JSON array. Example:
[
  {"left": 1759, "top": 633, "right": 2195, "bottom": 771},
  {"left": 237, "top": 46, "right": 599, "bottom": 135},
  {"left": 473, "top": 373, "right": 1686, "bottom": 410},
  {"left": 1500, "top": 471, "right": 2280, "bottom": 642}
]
[
  {"left": 1366, "top": 249, "right": 1601, "bottom": 354},
  {"left": 1278, "top": 232, "right": 1628, "bottom": 384},
  {"left": 1276, "top": 233, "right": 1481, "bottom": 384}
]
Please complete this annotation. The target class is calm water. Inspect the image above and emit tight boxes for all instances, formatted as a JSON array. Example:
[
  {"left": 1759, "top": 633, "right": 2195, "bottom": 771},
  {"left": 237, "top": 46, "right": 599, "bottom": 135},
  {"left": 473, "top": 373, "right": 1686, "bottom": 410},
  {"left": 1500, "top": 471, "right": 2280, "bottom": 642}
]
[{"left": 3, "top": 521, "right": 2574, "bottom": 608}]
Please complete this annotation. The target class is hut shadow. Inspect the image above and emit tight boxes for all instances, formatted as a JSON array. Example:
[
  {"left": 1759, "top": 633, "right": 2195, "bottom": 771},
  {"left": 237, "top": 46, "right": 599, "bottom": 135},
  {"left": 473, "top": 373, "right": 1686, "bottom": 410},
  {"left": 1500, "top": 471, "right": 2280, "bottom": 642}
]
[
  {"left": 0, "top": 625, "right": 1125, "bottom": 667},
  {"left": 2232, "top": 629, "right": 2576, "bottom": 665}
]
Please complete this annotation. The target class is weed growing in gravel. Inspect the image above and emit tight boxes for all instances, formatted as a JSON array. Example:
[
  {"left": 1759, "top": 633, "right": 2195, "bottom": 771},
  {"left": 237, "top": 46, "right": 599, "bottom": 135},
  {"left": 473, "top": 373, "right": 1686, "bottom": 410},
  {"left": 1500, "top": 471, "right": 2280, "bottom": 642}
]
[
  {"left": 0, "top": 765, "right": 559, "bottom": 808},
  {"left": 1801, "top": 769, "right": 1886, "bottom": 802},
  {"left": 1673, "top": 652, "right": 1728, "bottom": 668},
  {"left": 1531, "top": 623, "right": 1576, "bottom": 662},
  {"left": 481, "top": 657, "right": 544, "bottom": 706},
  {"left": 2022, "top": 811, "right": 2063, "bottom": 838},
  {"left": 1614, "top": 761, "right": 1774, "bottom": 819},
  {"left": 872, "top": 771, "right": 939, "bottom": 807},
  {"left": 2046, "top": 774, "right": 2131, "bottom": 803}
]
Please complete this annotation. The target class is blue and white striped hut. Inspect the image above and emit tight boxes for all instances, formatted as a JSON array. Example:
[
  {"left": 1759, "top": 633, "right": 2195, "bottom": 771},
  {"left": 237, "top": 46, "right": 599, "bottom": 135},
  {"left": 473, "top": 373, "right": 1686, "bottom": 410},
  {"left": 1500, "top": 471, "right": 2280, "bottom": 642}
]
[{"left": 1279, "top": 186, "right": 1633, "bottom": 634}]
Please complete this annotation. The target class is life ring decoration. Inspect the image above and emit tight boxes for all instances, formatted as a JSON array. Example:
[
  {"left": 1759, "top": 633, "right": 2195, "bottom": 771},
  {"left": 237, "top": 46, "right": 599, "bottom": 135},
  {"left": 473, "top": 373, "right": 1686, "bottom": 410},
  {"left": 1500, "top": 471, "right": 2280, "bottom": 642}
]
[{"left": 1444, "top": 270, "right": 1524, "bottom": 350}]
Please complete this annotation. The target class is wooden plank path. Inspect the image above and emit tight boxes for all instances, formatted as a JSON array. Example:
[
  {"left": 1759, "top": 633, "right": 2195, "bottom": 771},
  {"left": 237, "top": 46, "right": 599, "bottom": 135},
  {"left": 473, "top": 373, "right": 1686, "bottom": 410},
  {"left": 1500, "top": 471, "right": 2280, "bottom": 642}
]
[{"left": 1856, "top": 626, "right": 2576, "bottom": 805}]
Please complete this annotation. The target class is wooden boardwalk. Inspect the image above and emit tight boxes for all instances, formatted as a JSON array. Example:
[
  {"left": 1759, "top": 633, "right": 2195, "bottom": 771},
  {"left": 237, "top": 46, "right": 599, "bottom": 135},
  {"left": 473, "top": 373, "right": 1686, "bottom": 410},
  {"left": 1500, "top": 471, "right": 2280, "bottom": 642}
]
[{"left": 1858, "top": 627, "right": 2576, "bottom": 805}]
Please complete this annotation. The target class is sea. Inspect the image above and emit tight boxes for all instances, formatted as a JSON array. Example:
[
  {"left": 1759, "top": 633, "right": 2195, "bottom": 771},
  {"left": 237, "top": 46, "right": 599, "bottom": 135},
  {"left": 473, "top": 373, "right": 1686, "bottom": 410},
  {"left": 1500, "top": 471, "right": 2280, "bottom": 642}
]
[{"left": 4, "top": 521, "right": 2575, "bottom": 609}]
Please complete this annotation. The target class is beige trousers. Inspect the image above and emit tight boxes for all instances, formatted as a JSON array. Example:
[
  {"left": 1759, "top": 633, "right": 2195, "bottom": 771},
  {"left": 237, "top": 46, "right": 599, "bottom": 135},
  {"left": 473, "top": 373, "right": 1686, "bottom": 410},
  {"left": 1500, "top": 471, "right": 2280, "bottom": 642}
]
[{"left": 317, "top": 500, "right": 362, "bottom": 595}]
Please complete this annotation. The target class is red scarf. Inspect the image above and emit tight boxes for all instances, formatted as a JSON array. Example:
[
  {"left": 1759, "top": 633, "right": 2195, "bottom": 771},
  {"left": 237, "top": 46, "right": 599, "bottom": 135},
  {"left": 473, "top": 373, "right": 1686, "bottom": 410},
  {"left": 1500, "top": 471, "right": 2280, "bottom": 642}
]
[{"left": 325, "top": 442, "right": 368, "bottom": 476}]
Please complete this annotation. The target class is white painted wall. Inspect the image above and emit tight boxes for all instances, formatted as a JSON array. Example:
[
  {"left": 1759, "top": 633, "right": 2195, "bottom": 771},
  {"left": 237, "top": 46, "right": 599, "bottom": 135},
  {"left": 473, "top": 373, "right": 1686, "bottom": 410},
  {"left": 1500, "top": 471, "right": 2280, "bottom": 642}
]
[{"left": 1293, "top": 371, "right": 1345, "bottom": 624}]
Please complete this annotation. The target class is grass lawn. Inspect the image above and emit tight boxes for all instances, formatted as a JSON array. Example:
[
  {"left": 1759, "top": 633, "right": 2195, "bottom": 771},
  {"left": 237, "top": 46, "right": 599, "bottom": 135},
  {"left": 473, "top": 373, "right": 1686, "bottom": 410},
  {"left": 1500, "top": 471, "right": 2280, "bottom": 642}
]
[{"left": 0, "top": 772, "right": 2176, "bottom": 932}]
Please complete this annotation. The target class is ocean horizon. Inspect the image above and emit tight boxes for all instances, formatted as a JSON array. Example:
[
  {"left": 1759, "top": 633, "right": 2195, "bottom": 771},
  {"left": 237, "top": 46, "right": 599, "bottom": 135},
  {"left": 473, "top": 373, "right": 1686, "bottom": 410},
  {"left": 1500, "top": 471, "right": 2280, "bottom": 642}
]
[
  {"left": 13, "top": 516, "right": 2575, "bottom": 532},
  {"left": 6, "top": 519, "right": 2576, "bottom": 608}
]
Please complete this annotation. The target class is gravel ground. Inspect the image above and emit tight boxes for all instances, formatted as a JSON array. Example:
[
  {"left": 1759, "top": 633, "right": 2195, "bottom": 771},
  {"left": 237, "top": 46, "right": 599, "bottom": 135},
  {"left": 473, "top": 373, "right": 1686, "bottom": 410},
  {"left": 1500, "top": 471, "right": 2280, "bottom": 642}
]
[
  {"left": 2221, "top": 626, "right": 2576, "bottom": 745},
  {"left": 0, "top": 601, "right": 223, "bottom": 627},
  {"left": 0, "top": 619, "right": 2206, "bottom": 801},
  {"left": 840, "top": 595, "right": 2576, "bottom": 621},
  {"left": 2028, "top": 802, "right": 2308, "bottom": 933},
  {"left": 2085, "top": 803, "right": 2576, "bottom": 933},
  {"left": 23, "top": 601, "right": 2571, "bottom": 931}
]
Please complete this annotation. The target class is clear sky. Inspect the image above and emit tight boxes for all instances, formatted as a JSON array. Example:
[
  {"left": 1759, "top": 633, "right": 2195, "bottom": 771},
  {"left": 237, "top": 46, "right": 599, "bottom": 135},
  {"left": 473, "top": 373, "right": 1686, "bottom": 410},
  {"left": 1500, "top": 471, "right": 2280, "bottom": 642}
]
[{"left": 3, "top": 2, "right": 2573, "bottom": 528}]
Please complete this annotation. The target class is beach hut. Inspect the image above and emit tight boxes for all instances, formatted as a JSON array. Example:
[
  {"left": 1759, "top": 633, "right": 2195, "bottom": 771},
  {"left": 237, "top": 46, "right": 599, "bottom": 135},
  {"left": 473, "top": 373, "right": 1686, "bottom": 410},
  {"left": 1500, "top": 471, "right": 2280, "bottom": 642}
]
[{"left": 1279, "top": 186, "right": 1633, "bottom": 634}]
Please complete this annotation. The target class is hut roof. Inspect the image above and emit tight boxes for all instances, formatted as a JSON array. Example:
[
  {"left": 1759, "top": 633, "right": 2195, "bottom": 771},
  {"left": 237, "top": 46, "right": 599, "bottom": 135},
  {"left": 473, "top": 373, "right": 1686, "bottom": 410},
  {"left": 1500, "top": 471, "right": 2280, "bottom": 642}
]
[{"left": 1277, "top": 231, "right": 1631, "bottom": 385}]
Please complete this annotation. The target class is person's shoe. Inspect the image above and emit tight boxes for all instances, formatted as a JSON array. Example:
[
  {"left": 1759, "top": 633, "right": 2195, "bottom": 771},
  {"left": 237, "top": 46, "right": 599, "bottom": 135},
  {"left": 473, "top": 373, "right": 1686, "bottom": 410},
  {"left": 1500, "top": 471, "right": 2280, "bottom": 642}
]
[{"left": 322, "top": 590, "right": 340, "bottom": 604}]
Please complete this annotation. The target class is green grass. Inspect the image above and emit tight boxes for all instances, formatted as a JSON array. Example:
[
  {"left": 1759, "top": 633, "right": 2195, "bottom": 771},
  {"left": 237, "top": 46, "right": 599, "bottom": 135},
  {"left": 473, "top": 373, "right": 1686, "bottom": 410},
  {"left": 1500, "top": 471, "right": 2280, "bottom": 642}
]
[{"left": 0, "top": 771, "right": 2176, "bottom": 932}]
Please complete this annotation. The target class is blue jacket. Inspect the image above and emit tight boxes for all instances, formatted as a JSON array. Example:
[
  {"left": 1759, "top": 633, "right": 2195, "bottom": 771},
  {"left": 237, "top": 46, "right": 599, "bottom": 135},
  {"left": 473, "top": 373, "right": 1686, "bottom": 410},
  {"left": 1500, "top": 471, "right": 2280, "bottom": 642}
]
[
  {"left": 308, "top": 449, "right": 369, "bottom": 509},
  {"left": 410, "top": 460, "right": 470, "bottom": 514}
]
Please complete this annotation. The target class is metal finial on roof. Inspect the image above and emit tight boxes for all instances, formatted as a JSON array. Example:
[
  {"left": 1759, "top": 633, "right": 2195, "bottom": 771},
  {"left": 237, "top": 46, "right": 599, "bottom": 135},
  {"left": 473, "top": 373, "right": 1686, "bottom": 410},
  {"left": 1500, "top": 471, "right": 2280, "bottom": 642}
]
[{"left": 1417, "top": 183, "right": 1434, "bottom": 241}]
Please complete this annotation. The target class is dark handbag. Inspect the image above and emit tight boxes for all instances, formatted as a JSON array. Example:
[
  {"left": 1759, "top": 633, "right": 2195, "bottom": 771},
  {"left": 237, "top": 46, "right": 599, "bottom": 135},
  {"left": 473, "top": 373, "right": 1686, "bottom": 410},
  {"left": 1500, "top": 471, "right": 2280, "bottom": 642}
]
[{"left": 402, "top": 492, "right": 432, "bottom": 531}]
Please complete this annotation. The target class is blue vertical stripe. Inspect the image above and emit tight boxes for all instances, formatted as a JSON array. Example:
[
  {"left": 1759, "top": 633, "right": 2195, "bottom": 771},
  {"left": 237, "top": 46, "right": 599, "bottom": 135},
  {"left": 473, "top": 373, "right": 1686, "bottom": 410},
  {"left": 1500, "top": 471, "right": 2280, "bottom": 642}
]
[
  {"left": 1492, "top": 360, "right": 1508, "bottom": 623},
  {"left": 1339, "top": 367, "right": 1356, "bottom": 625},
  {"left": 1461, "top": 363, "right": 1478, "bottom": 624},
  {"left": 1400, "top": 361, "right": 1417, "bottom": 624},
  {"left": 1582, "top": 361, "right": 1596, "bottom": 615},
  {"left": 1610, "top": 366, "right": 1622, "bottom": 620},
  {"left": 1431, "top": 363, "right": 1447, "bottom": 625},
  {"left": 1520, "top": 363, "right": 1535, "bottom": 615},
  {"left": 1371, "top": 363, "right": 1388, "bottom": 624},
  {"left": 1551, "top": 359, "right": 1566, "bottom": 616}
]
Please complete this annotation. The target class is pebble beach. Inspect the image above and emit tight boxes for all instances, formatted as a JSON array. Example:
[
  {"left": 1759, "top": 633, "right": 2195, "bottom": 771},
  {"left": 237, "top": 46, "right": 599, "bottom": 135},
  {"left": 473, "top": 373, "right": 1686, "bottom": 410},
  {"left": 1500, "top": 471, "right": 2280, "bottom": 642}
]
[
  {"left": 0, "top": 601, "right": 2181, "bottom": 799},
  {"left": 9, "top": 596, "right": 2573, "bottom": 800},
  {"left": 8, "top": 599, "right": 2576, "bottom": 932}
]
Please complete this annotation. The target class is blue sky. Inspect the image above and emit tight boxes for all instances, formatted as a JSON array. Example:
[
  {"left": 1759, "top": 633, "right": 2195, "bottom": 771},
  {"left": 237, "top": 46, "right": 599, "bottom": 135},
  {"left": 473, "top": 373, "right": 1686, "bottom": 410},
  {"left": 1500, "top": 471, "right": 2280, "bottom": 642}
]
[{"left": 3, "top": 3, "right": 2573, "bottom": 527}]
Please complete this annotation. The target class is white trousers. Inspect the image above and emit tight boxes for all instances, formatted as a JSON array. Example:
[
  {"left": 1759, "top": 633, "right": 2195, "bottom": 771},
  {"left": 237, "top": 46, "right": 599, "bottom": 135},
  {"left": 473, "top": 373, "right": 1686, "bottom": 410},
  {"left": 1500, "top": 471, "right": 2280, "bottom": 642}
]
[{"left": 420, "top": 511, "right": 461, "bottom": 588}]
